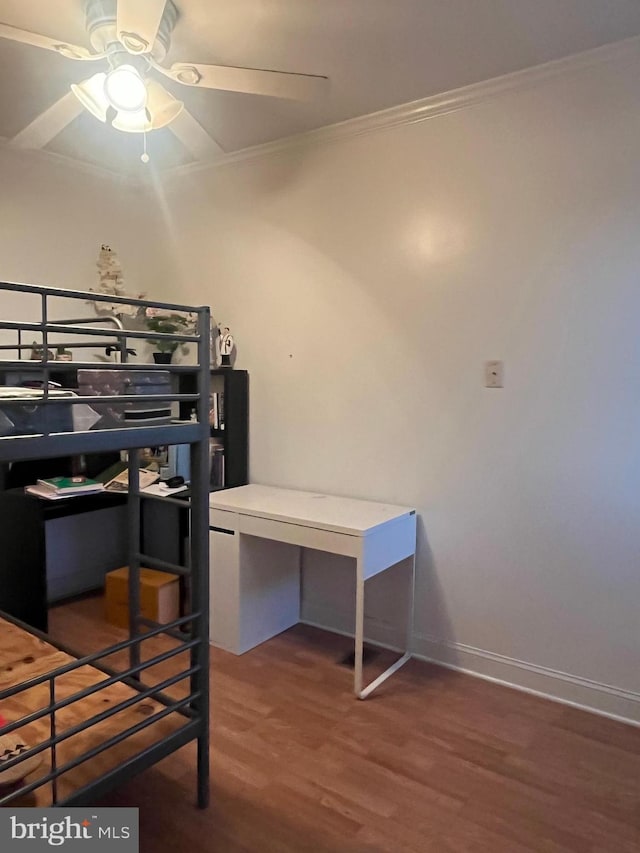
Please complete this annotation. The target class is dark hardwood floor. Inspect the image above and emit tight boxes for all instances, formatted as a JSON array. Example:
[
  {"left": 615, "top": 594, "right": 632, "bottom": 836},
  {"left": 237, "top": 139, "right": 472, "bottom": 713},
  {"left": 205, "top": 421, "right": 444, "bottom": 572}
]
[{"left": 48, "top": 597, "right": 640, "bottom": 853}]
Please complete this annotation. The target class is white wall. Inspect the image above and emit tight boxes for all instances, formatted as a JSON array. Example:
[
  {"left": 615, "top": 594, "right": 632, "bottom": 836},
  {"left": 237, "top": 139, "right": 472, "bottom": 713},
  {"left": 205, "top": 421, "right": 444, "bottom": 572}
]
[
  {"left": 0, "top": 148, "right": 168, "bottom": 352},
  {"left": 156, "top": 46, "right": 640, "bottom": 722}
]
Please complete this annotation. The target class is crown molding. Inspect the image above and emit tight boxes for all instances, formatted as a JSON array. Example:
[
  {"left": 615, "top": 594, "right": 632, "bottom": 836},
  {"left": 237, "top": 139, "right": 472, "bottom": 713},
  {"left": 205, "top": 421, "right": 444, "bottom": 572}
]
[
  {"left": 0, "top": 135, "right": 145, "bottom": 187},
  {"left": 163, "top": 32, "right": 640, "bottom": 183}
]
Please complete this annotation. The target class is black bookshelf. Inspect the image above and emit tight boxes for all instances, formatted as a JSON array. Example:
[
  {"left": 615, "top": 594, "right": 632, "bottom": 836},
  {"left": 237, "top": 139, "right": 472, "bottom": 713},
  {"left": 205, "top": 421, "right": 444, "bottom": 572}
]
[{"left": 179, "top": 368, "right": 249, "bottom": 490}]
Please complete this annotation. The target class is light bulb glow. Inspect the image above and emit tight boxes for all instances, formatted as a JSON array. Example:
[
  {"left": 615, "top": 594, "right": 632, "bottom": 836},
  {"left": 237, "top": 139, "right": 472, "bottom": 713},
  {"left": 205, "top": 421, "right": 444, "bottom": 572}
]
[
  {"left": 104, "top": 65, "right": 147, "bottom": 112},
  {"left": 111, "top": 108, "right": 152, "bottom": 133},
  {"left": 73, "top": 73, "right": 182, "bottom": 136},
  {"left": 111, "top": 81, "right": 183, "bottom": 132}
]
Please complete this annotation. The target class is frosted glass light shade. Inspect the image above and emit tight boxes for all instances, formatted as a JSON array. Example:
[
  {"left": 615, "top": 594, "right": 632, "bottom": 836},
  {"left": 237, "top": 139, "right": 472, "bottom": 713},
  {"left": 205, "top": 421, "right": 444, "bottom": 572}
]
[
  {"left": 111, "top": 109, "right": 152, "bottom": 133},
  {"left": 72, "top": 73, "right": 183, "bottom": 134},
  {"left": 146, "top": 79, "right": 184, "bottom": 129},
  {"left": 70, "top": 73, "right": 109, "bottom": 122},
  {"left": 111, "top": 81, "right": 183, "bottom": 133},
  {"left": 104, "top": 65, "right": 147, "bottom": 112}
]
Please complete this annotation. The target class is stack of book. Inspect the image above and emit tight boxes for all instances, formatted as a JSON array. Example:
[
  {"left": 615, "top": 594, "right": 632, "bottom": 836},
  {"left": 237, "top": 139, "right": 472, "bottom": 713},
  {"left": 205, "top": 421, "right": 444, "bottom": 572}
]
[
  {"left": 209, "top": 392, "right": 225, "bottom": 430},
  {"left": 25, "top": 476, "right": 105, "bottom": 501}
]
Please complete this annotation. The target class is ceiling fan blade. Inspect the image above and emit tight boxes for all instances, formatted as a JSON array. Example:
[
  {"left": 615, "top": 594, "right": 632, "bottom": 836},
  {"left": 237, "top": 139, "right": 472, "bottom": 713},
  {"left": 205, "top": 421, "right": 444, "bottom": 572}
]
[
  {"left": 117, "top": 0, "right": 167, "bottom": 55},
  {"left": 155, "top": 61, "right": 329, "bottom": 101},
  {"left": 9, "top": 92, "right": 84, "bottom": 149},
  {"left": 169, "top": 108, "right": 224, "bottom": 161},
  {"left": 0, "top": 22, "right": 102, "bottom": 60}
]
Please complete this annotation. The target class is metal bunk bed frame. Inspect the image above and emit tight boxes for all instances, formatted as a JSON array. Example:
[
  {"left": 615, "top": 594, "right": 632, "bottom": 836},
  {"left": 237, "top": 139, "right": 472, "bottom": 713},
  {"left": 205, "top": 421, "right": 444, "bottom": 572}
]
[{"left": 0, "top": 280, "right": 211, "bottom": 808}]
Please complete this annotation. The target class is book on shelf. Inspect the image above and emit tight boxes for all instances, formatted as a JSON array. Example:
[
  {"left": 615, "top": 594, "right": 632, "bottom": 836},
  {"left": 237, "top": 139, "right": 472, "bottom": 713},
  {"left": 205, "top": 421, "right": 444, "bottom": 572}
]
[
  {"left": 209, "top": 439, "right": 225, "bottom": 489},
  {"left": 27, "top": 484, "right": 85, "bottom": 501},
  {"left": 104, "top": 468, "right": 159, "bottom": 493},
  {"left": 35, "top": 475, "right": 105, "bottom": 496},
  {"left": 209, "top": 393, "right": 218, "bottom": 430},
  {"left": 209, "top": 392, "right": 225, "bottom": 431}
]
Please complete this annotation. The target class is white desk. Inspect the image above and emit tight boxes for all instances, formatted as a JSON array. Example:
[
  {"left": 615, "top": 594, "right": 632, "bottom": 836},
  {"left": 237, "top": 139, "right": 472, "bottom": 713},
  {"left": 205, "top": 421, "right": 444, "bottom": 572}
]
[{"left": 209, "top": 484, "right": 417, "bottom": 698}]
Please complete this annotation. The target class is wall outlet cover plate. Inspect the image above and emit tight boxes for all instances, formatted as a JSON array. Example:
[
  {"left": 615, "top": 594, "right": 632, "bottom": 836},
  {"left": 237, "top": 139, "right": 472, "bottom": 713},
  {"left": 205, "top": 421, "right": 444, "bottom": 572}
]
[{"left": 485, "top": 360, "right": 504, "bottom": 388}]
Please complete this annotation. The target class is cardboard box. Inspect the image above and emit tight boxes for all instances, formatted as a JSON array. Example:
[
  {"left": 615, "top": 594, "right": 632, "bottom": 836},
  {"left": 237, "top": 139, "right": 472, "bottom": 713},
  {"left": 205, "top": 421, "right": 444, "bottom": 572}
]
[{"left": 105, "top": 566, "right": 179, "bottom": 629}]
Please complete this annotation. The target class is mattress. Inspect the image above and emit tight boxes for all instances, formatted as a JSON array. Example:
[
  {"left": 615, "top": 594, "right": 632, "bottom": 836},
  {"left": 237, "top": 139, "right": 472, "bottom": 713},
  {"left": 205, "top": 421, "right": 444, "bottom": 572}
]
[
  {"left": 0, "top": 388, "right": 76, "bottom": 437},
  {"left": 0, "top": 616, "right": 188, "bottom": 806},
  {"left": 0, "top": 367, "right": 174, "bottom": 437},
  {"left": 77, "top": 369, "right": 172, "bottom": 429}
]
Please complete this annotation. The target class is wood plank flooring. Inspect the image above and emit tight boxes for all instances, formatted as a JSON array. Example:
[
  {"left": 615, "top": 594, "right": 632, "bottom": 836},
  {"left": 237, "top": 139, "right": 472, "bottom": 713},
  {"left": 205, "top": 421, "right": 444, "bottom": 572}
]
[{"left": 47, "top": 597, "right": 640, "bottom": 853}]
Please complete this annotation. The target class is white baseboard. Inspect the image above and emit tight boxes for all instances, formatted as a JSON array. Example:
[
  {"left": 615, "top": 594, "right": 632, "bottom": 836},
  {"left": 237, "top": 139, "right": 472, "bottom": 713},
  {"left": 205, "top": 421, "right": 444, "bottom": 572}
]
[
  {"left": 413, "top": 632, "right": 640, "bottom": 727},
  {"left": 300, "top": 607, "right": 640, "bottom": 727}
]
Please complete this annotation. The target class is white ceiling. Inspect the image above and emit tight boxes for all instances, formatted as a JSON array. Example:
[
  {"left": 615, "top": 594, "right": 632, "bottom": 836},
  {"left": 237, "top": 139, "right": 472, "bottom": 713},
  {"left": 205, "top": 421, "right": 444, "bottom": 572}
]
[{"left": 2, "top": 0, "right": 640, "bottom": 174}]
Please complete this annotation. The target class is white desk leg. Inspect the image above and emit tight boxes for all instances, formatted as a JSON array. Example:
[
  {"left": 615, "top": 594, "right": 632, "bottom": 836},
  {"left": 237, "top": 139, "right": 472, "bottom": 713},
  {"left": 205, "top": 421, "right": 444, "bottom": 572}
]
[
  {"left": 407, "top": 552, "right": 416, "bottom": 655},
  {"left": 356, "top": 553, "right": 415, "bottom": 700},
  {"left": 354, "top": 556, "right": 365, "bottom": 697}
]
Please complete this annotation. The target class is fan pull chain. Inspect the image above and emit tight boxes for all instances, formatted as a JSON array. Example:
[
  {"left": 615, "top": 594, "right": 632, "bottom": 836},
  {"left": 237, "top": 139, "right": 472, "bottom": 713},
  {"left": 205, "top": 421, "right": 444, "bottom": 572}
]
[{"left": 141, "top": 131, "right": 150, "bottom": 164}]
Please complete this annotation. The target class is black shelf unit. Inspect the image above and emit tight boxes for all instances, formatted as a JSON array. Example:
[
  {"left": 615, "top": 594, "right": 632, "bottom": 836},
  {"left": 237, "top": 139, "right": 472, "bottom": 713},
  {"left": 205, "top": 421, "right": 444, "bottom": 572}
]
[{"left": 178, "top": 368, "right": 249, "bottom": 490}]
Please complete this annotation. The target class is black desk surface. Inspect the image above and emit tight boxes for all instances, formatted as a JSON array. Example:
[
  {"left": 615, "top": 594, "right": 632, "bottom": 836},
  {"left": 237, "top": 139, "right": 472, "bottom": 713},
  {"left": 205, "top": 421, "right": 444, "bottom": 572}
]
[{"left": 2, "top": 488, "right": 127, "bottom": 520}]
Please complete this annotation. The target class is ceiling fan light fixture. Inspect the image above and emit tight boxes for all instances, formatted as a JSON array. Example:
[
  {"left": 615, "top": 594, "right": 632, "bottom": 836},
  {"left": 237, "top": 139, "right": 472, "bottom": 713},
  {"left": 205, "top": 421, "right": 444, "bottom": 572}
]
[
  {"left": 70, "top": 72, "right": 109, "bottom": 122},
  {"left": 145, "top": 79, "right": 184, "bottom": 129},
  {"left": 104, "top": 64, "right": 147, "bottom": 112},
  {"left": 110, "top": 82, "right": 183, "bottom": 133},
  {"left": 111, "top": 108, "right": 152, "bottom": 134}
]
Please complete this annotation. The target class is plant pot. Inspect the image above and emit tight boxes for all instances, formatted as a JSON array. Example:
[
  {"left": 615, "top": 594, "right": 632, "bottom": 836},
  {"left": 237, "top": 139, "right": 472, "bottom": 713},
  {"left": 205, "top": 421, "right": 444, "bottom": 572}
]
[{"left": 152, "top": 352, "right": 173, "bottom": 364}]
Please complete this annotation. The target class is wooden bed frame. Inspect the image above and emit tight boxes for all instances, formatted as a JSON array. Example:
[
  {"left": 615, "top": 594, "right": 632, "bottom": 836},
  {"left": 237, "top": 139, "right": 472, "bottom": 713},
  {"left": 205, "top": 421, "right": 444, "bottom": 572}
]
[
  {"left": 0, "top": 615, "right": 189, "bottom": 806},
  {"left": 0, "top": 281, "right": 211, "bottom": 809}
]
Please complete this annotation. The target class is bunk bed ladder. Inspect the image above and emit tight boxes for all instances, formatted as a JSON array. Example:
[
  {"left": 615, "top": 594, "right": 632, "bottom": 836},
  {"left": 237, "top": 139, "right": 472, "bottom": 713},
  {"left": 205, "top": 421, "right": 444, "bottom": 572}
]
[{"left": 191, "top": 306, "right": 211, "bottom": 809}]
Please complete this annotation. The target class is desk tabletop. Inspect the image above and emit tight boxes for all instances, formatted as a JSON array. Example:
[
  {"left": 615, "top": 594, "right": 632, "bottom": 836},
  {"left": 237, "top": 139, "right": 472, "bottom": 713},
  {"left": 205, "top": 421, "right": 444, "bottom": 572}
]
[
  {"left": 209, "top": 484, "right": 415, "bottom": 536},
  {"left": 2, "top": 487, "right": 126, "bottom": 521}
]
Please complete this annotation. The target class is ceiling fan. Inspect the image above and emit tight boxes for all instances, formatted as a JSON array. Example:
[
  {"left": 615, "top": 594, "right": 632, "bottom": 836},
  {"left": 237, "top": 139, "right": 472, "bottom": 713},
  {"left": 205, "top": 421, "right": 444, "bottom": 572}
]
[{"left": 0, "top": 0, "right": 329, "bottom": 163}]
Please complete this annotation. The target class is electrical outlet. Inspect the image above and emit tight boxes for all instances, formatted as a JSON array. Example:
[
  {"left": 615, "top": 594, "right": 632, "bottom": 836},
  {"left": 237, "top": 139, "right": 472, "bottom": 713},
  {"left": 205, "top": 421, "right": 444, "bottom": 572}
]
[{"left": 485, "top": 360, "right": 504, "bottom": 388}]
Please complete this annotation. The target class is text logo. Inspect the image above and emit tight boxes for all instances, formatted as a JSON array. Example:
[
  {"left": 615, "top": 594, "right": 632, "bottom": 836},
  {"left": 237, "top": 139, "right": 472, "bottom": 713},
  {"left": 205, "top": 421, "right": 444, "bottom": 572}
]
[{"left": 1, "top": 809, "right": 138, "bottom": 851}]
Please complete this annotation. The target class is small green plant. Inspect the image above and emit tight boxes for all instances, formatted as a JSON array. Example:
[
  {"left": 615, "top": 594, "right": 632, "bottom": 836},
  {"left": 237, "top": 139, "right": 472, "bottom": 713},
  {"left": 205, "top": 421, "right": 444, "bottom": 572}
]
[{"left": 145, "top": 308, "right": 196, "bottom": 354}]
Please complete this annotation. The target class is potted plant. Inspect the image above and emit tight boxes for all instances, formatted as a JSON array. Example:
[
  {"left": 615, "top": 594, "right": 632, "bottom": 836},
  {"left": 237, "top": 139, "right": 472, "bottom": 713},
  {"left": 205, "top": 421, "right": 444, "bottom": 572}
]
[{"left": 144, "top": 308, "right": 196, "bottom": 363}]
